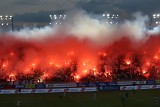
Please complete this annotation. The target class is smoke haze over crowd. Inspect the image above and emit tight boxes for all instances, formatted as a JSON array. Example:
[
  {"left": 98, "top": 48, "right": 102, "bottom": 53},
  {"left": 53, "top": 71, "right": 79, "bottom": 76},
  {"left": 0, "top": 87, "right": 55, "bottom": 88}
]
[{"left": 0, "top": 10, "right": 160, "bottom": 82}]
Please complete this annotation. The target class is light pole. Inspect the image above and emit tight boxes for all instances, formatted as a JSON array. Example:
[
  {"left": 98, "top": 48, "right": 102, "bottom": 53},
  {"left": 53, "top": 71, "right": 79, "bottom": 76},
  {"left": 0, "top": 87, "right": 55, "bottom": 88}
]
[
  {"left": 0, "top": 15, "right": 13, "bottom": 31},
  {"left": 152, "top": 13, "right": 160, "bottom": 27},
  {"left": 49, "top": 14, "right": 66, "bottom": 25},
  {"left": 102, "top": 13, "right": 119, "bottom": 24}
]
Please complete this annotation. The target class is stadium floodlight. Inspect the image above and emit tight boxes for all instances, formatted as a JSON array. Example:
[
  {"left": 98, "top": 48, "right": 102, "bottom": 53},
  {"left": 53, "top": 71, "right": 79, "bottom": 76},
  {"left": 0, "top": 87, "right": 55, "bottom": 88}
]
[
  {"left": 49, "top": 15, "right": 52, "bottom": 19},
  {"left": 63, "top": 15, "right": 66, "bottom": 19},
  {"left": 49, "top": 14, "right": 67, "bottom": 25},
  {"left": 153, "top": 14, "right": 156, "bottom": 17},
  {"left": 54, "top": 15, "right": 57, "bottom": 19},
  {"left": 157, "top": 14, "right": 160, "bottom": 17},
  {"left": 0, "top": 15, "right": 14, "bottom": 31},
  {"left": 101, "top": 13, "right": 119, "bottom": 25},
  {"left": 59, "top": 15, "right": 62, "bottom": 19}
]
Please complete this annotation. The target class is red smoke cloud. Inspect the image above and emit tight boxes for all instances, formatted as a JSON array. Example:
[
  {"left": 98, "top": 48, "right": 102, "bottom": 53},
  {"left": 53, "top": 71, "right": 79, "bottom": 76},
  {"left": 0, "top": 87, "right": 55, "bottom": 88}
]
[{"left": 0, "top": 33, "right": 160, "bottom": 83}]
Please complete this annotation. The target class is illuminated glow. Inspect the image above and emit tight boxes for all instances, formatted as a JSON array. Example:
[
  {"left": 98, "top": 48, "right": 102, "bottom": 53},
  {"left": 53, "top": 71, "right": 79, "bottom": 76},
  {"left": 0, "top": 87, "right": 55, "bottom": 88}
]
[
  {"left": 93, "top": 68, "right": 97, "bottom": 71},
  {"left": 31, "top": 63, "right": 36, "bottom": 67},
  {"left": 93, "top": 71, "right": 98, "bottom": 76},
  {"left": 83, "top": 62, "right": 86, "bottom": 66},
  {"left": 10, "top": 52, "right": 14, "bottom": 56},
  {"left": 8, "top": 73, "right": 16, "bottom": 81},
  {"left": 25, "top": 68, "right": 29, "bottom": 72},
  {"left": 99, "top": 52, "right": 107, "bottom": 57},
  {"left": 154, "top": 55, "right": 159, "bottom": 59},
  {"left": 83, "top": 69, "right": 88, "bottom": 73},
  {"left": 146, "top": 62, "right": 150, "bottom": 66},
  {"left": 125, "top": 59, "right": 131, "bottom": 65},
  {"left": 74, "top": 74, "right": 80, "bottom": 82},
  {"left": 142, "top": 70, "right": 146, "bottom": 74},
  {"left": 42, "top": 73, "right": 49, "bottom": 78},
  {"left": 9, "top": 73, "right": 14, "bottom": 77},
  {"left": 49, "top": 62, "right": 53, "bottom": 66},
  {"left": 55, "top": 64, "right": 61, "bottom": 68},
  {"left": 64, "top": 61, "right": 70, "bottom": 65},
  {"left": 3, "top": 63, "right": 6, "bottom": 67},
  {"left": 75, "top": 75, "right": 80, "bottom": 79}
]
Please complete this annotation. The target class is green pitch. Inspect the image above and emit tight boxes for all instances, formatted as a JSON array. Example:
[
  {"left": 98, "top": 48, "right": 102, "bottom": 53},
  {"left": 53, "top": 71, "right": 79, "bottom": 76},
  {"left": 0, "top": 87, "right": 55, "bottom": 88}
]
[{"left": 0, "top": 89, "right": 159, "bottom": 107}]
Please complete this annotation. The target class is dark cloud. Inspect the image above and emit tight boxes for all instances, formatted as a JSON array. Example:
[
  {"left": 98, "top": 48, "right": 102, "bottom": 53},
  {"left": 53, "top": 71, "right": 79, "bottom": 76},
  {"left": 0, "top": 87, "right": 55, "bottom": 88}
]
[
  {"left": 77, "top": 0, "right": 160, "bottom": 14},
  {"left": 14, "top": 0, "right": 42, "bottom": 5},
  {"left": 0, "top": 0, "right": 78, "bottom": 14},
  {"left": 116, "top": 0, "right": 160, "bottom": 13}
]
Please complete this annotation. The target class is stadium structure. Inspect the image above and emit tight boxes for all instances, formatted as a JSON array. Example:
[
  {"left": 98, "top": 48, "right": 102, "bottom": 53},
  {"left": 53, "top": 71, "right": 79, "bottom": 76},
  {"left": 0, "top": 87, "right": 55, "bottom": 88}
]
[
  {"left": 49, "top": 14, "right": 67, "bottom": 25},
  {"left": 101, "top": 13, "right": 119, "bottom": 24},
  {"left": 152, "top": 13, "right": 160, "bottom": 27},
  {"left": 0, "top": 15, "right": 13, "bottom": 32},
  {"left": 48, "top": 13, "right": 119, "bottom": 25}
]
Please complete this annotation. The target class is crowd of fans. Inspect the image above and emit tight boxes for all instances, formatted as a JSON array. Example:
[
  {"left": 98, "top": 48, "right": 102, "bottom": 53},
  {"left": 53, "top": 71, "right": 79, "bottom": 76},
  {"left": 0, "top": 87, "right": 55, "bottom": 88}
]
[{"left": 0, "top": 50, "right": 160, "bottom": 86}]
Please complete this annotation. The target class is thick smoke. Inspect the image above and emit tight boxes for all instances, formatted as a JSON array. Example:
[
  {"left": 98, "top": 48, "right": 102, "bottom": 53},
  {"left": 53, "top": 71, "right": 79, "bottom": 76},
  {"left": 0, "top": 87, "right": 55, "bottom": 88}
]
[
  {"left": 0, "top": 10, "right": 160, "bottom": 82},
  {"left": 11, "top": 10, "right": 159, "bottom": 45}
]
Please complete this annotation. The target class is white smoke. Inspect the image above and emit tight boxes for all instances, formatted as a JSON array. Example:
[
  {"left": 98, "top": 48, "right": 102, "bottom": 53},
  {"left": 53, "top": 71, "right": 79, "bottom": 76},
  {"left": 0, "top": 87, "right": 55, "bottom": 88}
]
[
  {"left": 148, "top": 26, "right": 160, "bottom": 35},
  {"left": 6, "top": 10, "right": 160, "bottom": 45},
  {"left": 59, "top": 11, "right": 152, "bottom": 45},
  {"left": 11, "top": 26, "right": 55, "bottom": 40},
  {"left": 121, "top": 12, "right": 149, "bottom": 41}
]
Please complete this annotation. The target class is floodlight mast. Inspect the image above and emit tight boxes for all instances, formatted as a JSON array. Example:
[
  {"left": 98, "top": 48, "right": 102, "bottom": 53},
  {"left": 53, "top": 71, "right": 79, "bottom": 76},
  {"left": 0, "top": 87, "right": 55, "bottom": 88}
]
[
  {"left": 49, "top": 14, "right": 67, "bottom": 25},
  {"left": 102, "top": 13, "right": 119, "bottom": 24},
  {"left": 152, "top": 13, "right": 160, "bottom": 26},
  {"left": 0, "top": 15, "right": 14, "bottom": 31}
]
